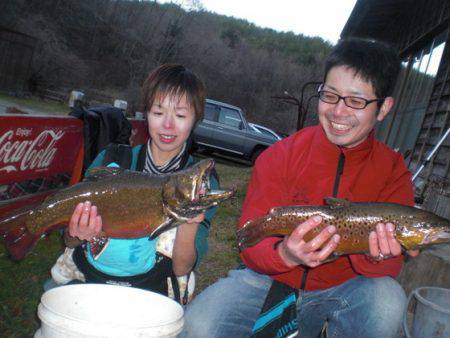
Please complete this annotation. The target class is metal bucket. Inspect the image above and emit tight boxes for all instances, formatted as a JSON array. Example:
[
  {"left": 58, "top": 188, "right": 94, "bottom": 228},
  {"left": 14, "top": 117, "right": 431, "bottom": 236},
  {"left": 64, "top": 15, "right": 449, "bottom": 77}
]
[{"left": 403, "top": 286, "right": 450, "bottom": 338}]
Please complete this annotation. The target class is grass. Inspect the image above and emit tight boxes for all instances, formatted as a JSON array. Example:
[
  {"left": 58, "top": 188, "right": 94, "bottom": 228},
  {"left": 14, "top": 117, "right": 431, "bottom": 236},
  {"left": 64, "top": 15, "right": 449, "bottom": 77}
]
[
  {"left": 0, "top": 93, "right": 70, "bottom": 115},
  {"left": 0, "top": 156, "right": 252, "bottom": 337},
  {"left": 196, "top": 159, "right": 252, "bottom": 290}
]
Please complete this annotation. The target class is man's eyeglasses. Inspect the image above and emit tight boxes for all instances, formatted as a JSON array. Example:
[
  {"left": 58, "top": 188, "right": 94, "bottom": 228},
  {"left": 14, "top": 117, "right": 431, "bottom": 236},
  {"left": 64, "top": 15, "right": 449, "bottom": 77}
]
[{"left": 317, "top": 88, "right": 385, "bottom": 110}]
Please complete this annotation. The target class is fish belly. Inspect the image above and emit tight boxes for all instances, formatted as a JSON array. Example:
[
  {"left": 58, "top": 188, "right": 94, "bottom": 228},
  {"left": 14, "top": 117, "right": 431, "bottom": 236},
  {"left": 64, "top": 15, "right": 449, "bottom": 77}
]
[
  {"left": 26, "top": 182, "right": 166, "bottom": 239},
  {"left": 238, "top": 212, "right": 373, "bottom": 255}
]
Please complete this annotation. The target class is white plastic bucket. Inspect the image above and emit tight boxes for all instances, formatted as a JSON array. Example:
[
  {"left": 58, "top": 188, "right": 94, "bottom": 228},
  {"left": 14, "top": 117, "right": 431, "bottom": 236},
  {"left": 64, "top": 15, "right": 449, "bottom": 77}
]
[
  {"left": 114, "top": 99, "right": 128, "bottom": 111},
  {"left": 35, "top": 284, "right": 184, "bottom": 338},
  {"left": 68, "top": 91, "right": 84, "bottom": 108}
]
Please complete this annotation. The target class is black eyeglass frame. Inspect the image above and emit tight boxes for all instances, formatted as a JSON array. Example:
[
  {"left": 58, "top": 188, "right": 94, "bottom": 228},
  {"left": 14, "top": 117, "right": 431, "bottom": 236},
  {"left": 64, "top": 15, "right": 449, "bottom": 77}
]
[{"left": 317, "top": 85, "right": 385, "bottom": 110}]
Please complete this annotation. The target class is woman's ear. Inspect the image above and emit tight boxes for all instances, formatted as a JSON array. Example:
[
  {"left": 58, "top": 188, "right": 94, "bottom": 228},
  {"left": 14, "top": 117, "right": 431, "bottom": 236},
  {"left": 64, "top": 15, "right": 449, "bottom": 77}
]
[{"left": 377, "top": 97, "right": 394, "bottom": 122}]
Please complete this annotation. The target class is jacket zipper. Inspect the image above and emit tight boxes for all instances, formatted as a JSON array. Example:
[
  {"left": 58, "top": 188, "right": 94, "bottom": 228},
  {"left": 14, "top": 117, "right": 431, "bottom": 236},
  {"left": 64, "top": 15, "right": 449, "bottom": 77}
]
[
  {"left": 332, "top": 150, "right": 345, "bottom": 198},
  {"left": 300, "top": 150, "right": 346, "bottom": 290}
]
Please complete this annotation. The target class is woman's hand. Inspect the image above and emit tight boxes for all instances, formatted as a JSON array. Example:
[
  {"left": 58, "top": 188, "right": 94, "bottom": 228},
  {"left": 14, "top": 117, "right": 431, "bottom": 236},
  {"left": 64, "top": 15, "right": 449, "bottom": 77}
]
[
  {"left": 172, "top": 213, "right": 205, "bottom": 276},
  {"left": 185, "top": 213, "right": 205, "bottom": 225},
  {"left": 68, "top": 201, "right": 102, "bottom": 241},
  {"left": 368, "top": 222, "right": 419, "bottom": 261},
  {"left": 277, "top": 215, "right": 340, "bottom": 268}
]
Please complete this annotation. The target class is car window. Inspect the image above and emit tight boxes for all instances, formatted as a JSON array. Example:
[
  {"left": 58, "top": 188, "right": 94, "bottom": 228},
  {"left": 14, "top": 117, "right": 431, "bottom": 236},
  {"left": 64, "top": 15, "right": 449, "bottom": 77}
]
[
  {"left": 218, "top": 107, "right": 242, "bottom": 129},
  {"left": 257, "top": 128, "right": 276, "bottom": 139},
  {"left": 204, "top": 103, "right": 218, "bottom": 121}
]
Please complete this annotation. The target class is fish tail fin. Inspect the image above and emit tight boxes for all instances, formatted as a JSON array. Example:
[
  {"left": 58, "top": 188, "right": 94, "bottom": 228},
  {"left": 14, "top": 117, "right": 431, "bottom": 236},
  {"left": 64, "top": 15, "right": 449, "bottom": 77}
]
[{"left": 1, "top": 207, "right": 39, "bottom": 260}]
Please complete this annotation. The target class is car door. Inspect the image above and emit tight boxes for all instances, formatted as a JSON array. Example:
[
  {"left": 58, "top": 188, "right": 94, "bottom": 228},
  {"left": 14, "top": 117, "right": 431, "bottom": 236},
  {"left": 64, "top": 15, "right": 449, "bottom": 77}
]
[
  {"left": 193, "top": 102, "right": 219, "bottom": 146},
  {"left": 210, "top": 106, "right": 247, "bottom": 155}
]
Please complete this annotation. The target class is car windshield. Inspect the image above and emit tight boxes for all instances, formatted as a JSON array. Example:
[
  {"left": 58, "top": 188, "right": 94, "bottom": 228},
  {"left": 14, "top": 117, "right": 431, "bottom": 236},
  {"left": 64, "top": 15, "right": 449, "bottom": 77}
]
[{"left": 250, "top": 124, "right": 280, "bottom": 140}]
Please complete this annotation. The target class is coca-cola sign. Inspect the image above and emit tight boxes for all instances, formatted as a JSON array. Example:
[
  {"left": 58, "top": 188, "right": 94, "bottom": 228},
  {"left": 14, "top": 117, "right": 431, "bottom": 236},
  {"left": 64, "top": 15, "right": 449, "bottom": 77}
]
[
  {"left": 0, "top": 129, "right": 65, "bottom": 172},
  {"left": 0, "top": 115, "right": 83, "bottom": 185}
]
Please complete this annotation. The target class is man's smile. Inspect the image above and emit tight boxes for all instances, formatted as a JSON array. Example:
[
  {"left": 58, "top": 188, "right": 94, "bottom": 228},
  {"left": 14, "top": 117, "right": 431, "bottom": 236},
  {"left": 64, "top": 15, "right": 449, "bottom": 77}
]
[{"left": 330, "top": 121, "right": 353, "bottom": 132}]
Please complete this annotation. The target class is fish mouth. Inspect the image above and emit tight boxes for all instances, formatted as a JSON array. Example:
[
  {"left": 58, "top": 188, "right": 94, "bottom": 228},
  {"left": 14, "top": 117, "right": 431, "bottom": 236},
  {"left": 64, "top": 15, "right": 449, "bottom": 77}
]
[
  {"left": 193, "top": 159, "right": 214, "bottom": 201},
  {"left": 189, "top": 160, "right": 234, "bottom": 213},
  {"left": 163, "top": 159, "right": 235, "bottom": 220}
]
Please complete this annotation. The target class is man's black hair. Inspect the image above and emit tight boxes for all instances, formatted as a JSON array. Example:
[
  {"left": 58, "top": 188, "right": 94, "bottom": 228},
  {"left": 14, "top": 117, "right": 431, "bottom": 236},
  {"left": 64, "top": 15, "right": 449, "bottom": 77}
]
[{"left": 324, "top": 38, "right": 401, "bottom": 99}]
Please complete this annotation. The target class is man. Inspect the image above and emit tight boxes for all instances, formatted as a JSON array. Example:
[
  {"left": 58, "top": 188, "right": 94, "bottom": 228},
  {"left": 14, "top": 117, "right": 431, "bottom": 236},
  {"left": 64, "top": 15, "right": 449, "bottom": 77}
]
[{"left": 182, "top": 38, "right": 417, "bottom": 338}]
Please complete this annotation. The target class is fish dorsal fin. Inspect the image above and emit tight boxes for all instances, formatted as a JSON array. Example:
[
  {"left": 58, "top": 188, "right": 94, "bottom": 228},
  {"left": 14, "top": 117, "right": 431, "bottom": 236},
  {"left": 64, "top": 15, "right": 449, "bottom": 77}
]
[
  {"left": 269, "top": 207, "right": 284, "bottom": 214},
  {"left": 84, "top": 166, "right": 125, "bottom": 181},
  {"left": 324, "top": 197, "right": 351, "bottom": 209}
]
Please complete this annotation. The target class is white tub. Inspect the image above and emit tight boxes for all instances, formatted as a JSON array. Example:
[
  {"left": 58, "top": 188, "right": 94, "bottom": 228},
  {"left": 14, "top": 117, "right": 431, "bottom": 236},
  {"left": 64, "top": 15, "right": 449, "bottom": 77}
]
[{"left": 35, "top": 284, "right": 184, "bottom": 338}]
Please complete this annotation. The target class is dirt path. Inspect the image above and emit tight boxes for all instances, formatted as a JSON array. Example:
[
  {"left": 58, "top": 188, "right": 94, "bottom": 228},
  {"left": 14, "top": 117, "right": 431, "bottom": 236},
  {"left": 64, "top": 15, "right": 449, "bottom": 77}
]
[{"left": 0, "top": 97, "right": 66, "bottom": 115}]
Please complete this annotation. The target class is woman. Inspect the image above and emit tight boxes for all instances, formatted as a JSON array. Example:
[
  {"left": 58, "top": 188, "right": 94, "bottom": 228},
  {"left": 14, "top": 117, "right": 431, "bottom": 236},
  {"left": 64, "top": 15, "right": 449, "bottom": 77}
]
[{"left": 47, "top": 64, "right": 217, "bottom": 303}]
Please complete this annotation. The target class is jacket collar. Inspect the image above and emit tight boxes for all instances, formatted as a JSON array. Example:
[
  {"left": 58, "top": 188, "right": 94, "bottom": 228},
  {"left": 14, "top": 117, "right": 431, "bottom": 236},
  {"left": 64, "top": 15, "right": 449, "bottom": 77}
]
[{"left": 314, "top": 125, "right": 375, "bottom": 164}]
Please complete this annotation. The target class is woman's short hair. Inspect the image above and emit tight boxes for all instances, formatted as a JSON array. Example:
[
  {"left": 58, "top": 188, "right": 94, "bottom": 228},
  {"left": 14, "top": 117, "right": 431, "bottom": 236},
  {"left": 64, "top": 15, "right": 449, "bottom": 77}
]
[{"left": 142, "top": 64, "right": 206, "bottom": 123}]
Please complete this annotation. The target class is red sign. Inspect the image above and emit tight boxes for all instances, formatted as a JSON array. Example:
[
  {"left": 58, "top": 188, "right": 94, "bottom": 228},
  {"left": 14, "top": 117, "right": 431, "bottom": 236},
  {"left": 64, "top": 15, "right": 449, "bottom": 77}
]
[
  {"left": 129, "top": 118, "right": 149, "bottom": 146},
  {"left": 0, "top": 115, "right": 83, "bottom": 185},
  {"left": 0, "top": 115, "right": 150, "bottom": 217}
]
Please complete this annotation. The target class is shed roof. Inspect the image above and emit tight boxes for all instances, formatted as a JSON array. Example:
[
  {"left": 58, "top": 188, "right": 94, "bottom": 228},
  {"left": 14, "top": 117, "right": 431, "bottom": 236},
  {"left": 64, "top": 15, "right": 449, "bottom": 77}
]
[
  {"left": 341, "top": 0, "right": 413, "bottom": 44},
  {"left": 341, "top": 0, "right": 449, "bottom": 52}
]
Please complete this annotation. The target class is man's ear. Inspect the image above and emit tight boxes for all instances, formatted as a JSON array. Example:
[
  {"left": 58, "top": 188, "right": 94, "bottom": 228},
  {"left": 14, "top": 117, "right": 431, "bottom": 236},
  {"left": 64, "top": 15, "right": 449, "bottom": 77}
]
[{"left": 377, "top": 97, "right": 394, "bottom": 122}]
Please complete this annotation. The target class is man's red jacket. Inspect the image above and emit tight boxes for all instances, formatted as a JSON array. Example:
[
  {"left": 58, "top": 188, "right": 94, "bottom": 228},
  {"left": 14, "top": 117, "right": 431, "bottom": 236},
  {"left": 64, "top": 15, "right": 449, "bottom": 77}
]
[{"left": 239, "top": 125, "right": 414, "bottom": 290}]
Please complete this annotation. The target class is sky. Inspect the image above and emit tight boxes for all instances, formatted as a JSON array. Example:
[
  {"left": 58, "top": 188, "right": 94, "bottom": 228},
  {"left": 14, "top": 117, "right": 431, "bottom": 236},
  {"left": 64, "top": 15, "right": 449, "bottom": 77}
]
[{"left": 158, "top": 0, "right": 358, "bottom": 44}]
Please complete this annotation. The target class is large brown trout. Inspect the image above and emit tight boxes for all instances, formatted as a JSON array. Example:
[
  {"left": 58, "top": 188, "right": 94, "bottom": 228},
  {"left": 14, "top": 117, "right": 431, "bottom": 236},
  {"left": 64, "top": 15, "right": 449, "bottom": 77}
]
[
  {"left": 237, "top": 198, "right": 450, "bottom": 254},
  {"left": 1, "top": 159, "right": 234, "bottom": 260}
]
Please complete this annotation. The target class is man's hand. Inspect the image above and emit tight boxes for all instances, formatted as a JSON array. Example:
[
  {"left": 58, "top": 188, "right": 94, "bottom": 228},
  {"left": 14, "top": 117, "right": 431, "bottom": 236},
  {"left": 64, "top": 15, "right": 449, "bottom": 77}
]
[
  {"left": 277, "top": 215, "right": 340, "bottom": 268},
  {"left": 68, "top": 201, "right": 102, "bottom": 241},
  {"left": 368, "top": 222, "right": 419, "bottom": 261}
]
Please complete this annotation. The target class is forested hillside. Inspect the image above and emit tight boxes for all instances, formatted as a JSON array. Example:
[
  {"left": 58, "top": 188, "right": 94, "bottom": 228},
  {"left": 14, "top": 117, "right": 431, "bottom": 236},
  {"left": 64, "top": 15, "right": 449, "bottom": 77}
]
[{"left": 1, "top": 0, "right": 332, "bottom": 133}]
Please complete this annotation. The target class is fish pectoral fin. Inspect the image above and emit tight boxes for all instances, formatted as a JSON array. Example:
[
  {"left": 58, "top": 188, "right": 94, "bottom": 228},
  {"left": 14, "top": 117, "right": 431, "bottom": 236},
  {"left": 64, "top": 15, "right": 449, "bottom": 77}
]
[
  {"left": 324, "top": 197, "right": 351, "bottom": 209},
  {"left": 322, "top": 254, "right": 339, "bottom": 264},
  {"left": 149, "top": 218, "right": 178, "bottom": 239},
  {"left": 89, "top": 236, "right": 110, "bottom": 260},
  {"left": 84, "top": 167, "right": 125, "bottom": 181}
]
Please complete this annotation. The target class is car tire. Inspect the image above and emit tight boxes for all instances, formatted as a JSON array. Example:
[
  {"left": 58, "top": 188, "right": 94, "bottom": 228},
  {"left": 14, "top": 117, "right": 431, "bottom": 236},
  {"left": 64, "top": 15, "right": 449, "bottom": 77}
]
[{"left": 251, "top": 147, "right": 265, "bottom": 165}]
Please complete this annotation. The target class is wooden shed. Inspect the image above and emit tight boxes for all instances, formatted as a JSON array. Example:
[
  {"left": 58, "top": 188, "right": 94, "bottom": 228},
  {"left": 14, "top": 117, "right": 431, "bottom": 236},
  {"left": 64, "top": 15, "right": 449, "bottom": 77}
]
[
  {"left": 342, "top": 0, "right": 450, "bottom": 294},
  {"left": 0, "top": 26, "right": 37, "bottom": 93},
  {"left": 342, "top": 0, "right": 449, "bottom": 213}
]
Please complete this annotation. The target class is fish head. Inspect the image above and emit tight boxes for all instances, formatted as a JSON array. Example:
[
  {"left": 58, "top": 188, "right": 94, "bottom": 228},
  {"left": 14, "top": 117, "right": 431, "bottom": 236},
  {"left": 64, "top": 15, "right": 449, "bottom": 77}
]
[
  {"left": 162, "top": 158, "right": 235, "bottom": 220},
  {"left": 396, "top": 211, "right": 450, "bottom": 249}
]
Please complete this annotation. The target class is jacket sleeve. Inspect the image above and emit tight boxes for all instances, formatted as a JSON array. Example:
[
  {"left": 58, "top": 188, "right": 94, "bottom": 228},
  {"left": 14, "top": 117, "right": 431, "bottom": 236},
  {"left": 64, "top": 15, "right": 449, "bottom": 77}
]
[
  {"left": 239, "top": 144, "right": 298, "bottom": 275},
  {"left": 349, "top": 153, "right": 415, "bottom": 278},
  {"left": 194, "top": 169, "right": 218, "bottom": 265}
]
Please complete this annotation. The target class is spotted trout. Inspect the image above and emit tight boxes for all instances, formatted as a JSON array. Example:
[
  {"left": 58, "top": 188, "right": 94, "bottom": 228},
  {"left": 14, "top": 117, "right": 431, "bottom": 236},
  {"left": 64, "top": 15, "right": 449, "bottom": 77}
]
[
  {"left": 1, "top": 159, "right": 234, "bottom": 260},
  {"left": 237, "top": 197, "right": 450, "bottom": 254}
]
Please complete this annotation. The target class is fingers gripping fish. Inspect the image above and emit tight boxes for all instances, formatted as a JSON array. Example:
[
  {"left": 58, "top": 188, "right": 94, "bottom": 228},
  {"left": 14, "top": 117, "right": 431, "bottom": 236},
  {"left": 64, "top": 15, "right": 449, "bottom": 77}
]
[
  {"left": 1, "top": 159, "right": 234, "bottom": 260},
  {"left": 237, "top": 197, "right": 450, "bottom": 255}
]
